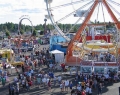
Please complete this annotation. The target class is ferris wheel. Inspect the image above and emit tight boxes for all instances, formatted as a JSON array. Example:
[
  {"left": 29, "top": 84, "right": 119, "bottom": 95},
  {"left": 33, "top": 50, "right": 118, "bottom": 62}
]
[
  {"left": 45, "top": 0, "right": 120, "bottom": 65},
  {"left": 45, "top": 0, "right": 120, "bottom": 40}
]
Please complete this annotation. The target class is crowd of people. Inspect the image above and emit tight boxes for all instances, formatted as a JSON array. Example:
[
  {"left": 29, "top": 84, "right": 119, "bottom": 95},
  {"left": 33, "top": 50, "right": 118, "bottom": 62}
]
[
  {"left": 86, "top": 52, "right": 116, "bottom": 62},
  {"left": 70, "top": 70, "right": 119, "bottom": 95},
  {"left": 0, "top": 43, "right": 119, "bottom": 95}
]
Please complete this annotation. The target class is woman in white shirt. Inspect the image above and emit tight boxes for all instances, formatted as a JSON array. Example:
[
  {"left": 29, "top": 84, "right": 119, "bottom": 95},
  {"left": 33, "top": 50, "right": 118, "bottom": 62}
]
[
  {"left": 42, "top": 77, "right": 46, "bottom": 87},
  {"left": 88, "top": 87, "right": 92, "bottom": 95},
  {"left": 86, "top": 86, "right": 90, "bottom": 95},
  {"left": 77, "top": 84, "right": 81, "bottom": 91}
]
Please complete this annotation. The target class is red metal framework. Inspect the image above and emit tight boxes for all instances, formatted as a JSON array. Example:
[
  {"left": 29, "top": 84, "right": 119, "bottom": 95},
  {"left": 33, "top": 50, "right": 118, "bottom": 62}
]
[{"left": 66, "top": 0, "right": 120, "bottom": 65}]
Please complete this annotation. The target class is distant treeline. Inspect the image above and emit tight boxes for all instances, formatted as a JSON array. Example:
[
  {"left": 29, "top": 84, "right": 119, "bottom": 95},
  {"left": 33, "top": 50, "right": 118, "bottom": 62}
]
[
  {"left": 0, "top": 22, "right": 115, "bottom": 35},
  {"left": 0, "top": 22, "right": 81, "bottom": 33}
]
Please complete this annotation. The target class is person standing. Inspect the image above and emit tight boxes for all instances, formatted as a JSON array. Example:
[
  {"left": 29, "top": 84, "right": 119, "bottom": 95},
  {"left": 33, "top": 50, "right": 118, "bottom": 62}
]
[
  {"left": 86, "top": 85, "right": 89, "bottom": 95},
  {"left": 60, "top": 82, "right": 63, "bottom": 92},
  {"left": 88, "top": 86, "right": 92, "bottom": 95},
  {"left": 65, "top": 79, "right": 69, "bottom": 92},
  {"left": 48, "top": 80, "right": 51, "bottom": 92},
  {"left": 11, "top": 85, "right": 15, "bottom": 95},
  {"left": 42, "top": 77, "right": 46, "bottom": 87},
  {"left": 53, "top": 76, "right": 57, "bottom": 86},
  {"left": 97, "top": 83, "right": 102, "bottom": 95},
  {"left": 93, "top": 79, "right": 97, "bottom": 89},
  {"left": 9, "top": 83, "right": 12, "bottom": 95},
  {"left": 81, "top": 81, "right": 85, "bottom": 89},
  {"left": 69, "top": 81, "right": 73, "bottom": 91},
  {"left": 2, "top": 77, "right": 6, "bottom": 87},
  {"left": 21, "top": 64, "right": 25, "bottom": 73},
  {"left": 81, "top": 89, "right": 86, "bottom": 95},
  {"left": 58, "top": 76, "right": 62, "bottom": 84},
  {"left": 15, "top": 87, "right": 19, "bottom": 95},
  {"left": 16, "top": 82, "right": 19, "bottom": 94},
  {"left": 26, "top": 81, "right": 30, "bottom": 91},
  {"left": 37, "top": 74, "right": 41, "bottom": 88}
]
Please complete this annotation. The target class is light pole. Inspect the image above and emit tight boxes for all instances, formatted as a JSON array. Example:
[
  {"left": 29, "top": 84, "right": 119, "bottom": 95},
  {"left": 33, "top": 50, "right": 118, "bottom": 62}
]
[{"left": 44, "top": 18, "right": 47, "bottom": 34}]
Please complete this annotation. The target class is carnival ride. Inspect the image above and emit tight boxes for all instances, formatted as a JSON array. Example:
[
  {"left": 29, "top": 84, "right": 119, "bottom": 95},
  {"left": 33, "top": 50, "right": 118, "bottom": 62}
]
[
  {"left": 5, "top": 16, "right": 35, "bottom": 67},
  {"left": 8, "top": 16, "right": 33, "bottom": 49},
  {"left": 46, "top": 0, "right": 120, "bottom": 74}
]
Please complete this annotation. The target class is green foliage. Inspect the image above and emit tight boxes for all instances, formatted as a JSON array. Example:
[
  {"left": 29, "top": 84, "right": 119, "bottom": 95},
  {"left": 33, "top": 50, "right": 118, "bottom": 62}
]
[
  {"left": 35, "top": 24, "right": 44, "bottom": 31},
  {"left": 32, "top": 29, "right": 37, "bottom": 36},
  {"left": 0, "top": 22, "right": 115, "bottom": 35},
  {"left": 20, "top": 29, "right": 24, "bottom": 34},
  {"left": 5, "top": 29, "right": 10, "bottom": 37},
  {"left": 73, "top": 27, "right": 78, "bottom": 32},
  {"left": 40, "top": 31, "right": 44, "bottom": 35},
  {"left": 6, "top": 22, "right": 14, "bottom": 31}
]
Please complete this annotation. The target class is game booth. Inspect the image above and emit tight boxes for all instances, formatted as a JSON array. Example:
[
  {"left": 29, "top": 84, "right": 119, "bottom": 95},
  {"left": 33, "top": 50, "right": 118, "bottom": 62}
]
[{"left": 80, "top": 63, "right": 118, "bottom": 75}]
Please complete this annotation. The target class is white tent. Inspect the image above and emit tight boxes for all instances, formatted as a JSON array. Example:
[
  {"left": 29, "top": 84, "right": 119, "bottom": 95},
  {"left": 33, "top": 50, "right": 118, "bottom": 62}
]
[{"left": 50, "top": 50, "right": 64, "bottom": 63}]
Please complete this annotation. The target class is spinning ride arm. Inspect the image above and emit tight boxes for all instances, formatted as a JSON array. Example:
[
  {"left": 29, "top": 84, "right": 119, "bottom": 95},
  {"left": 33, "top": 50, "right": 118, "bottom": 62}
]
[{"left": 66, "top": 1, "right": 99, "bottom": 59}]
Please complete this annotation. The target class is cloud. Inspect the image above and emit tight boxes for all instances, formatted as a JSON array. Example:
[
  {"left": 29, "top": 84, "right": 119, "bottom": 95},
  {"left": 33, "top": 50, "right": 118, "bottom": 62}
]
[
  {"left": 0, "top": 0, "right": 47, "bottom": 25},
  {"left": 0, "top": 3, "right": 11, "bottom": 7},
  {"left": 14, "top": 8, "right": 43, "bottom": 13},
  {"left": 0, "top": 0, "right": 119, "bottom": 25}
]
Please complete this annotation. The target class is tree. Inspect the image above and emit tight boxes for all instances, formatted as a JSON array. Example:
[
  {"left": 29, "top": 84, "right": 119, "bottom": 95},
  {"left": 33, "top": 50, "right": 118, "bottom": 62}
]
[
  {"left": 73, "top": 27, "right": 78, "bottom": 33},
  {"left": 3, "top": 25, "right": 7, "bottom": 30},
  {"left": 58, "top": 23, "right": 63, "bottom": 30},
  {"left": 66, "top": 24, "right": 72, "bottom": 31},
  {"left": 5, "top": 29, "right": 10, "bottom": 37},
  {"left": 32, "top": 29, "right": 37, "bottom": 36},
  {"left": 40, "top": 31, "right": 44, "bottom": 35},
  {"left": 6, "top": 22, "right": 14, "bottom": 31},
  {"left": 0, "top": 24, "right": 4, "bottom": 31},
  {"left": 20, "top": 29, "right": 24, "bottom": 34}
]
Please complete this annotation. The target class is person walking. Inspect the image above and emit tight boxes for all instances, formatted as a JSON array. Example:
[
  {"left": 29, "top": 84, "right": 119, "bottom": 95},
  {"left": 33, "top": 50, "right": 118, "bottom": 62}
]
[
  {"left": 16, "top": 82, "right": 19, "bottom": 94},
  {"left": 11, "top": 85, "right": 15, "bottom": 95},
  {"left": 60, "top": 82, "right": 64, "bottom": 92},
  {"left": 37, "top": 74, "right": 41, "bottom": 88},
  {"left": 2, "top": 77, "right": 6, "bottom": 87},
  {"left": 26, "top": 81, "right": 30, "bottom": 91},
  {"left": 48, "top": 80, "right": 51, "bottom": 92},
  {"left": 86, "top": 85, "right": 90, "bottom": 95},
  {"left": 88, "top": 86, "right": 92, "bottom": 95},
  {"left": 81, "top": 89, "right": 86, "bottom": 95},
  {"left": 65, "top": 79, "right": 69, "bottom": 92},
  {"left": 69, "top": 81, "right": 73, "bottom": 91},
  {"left": 97, "top": 83, "right": 102, "bottom": 95},
  {"left": 9, "top": 83, "right": 12, "bottom": 95},
  {"left": 21, "top": 64, "right": 25, "bottom": 73},
  {"left": 53, "top": 76, "right": 57, "bottom": 86}
]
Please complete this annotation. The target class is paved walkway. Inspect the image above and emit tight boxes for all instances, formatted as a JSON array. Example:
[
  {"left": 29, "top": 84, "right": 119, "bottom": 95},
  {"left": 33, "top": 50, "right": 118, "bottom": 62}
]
[{"left": 0, "top": 67, "right": 120, "bottom": 95}]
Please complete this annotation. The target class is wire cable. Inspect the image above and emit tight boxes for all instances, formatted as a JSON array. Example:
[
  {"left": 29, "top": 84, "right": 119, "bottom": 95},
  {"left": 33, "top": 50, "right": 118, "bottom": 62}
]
[
  {"left": 49, "top": 0, "right": 92, "bottom": 10},
  {"left": 56, "top": 0, "right": 93, "bottom": 23},
  {"left": 108, "top": 0, "right": 120, "bottom": 7},
  {"left": 107, "top": 1, "right": 120, "bottom": 17},
  {"left": 65, "top": 2, "right": 94, "bottom": 35}
]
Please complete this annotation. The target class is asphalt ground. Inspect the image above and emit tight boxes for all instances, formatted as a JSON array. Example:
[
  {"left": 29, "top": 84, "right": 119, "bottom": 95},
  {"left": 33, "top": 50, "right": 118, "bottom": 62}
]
[{"left": 0, "top": 65, "right": 120, "bottom": 95}]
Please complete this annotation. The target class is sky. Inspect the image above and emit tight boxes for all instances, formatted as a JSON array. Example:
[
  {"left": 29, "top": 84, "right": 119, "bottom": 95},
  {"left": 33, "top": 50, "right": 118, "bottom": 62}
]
[
  {"left": 0, "top": 0, "right": 47, "bottom": 25},
  {"left": 0, "top": 0, "right": 120, "bottom": 25}
]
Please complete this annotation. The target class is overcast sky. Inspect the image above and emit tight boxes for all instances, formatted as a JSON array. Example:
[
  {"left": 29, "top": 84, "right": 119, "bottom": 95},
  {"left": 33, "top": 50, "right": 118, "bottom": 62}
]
[{"left": 0, "top": 0, "right": 120, "bottom": 25}]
